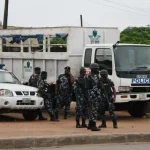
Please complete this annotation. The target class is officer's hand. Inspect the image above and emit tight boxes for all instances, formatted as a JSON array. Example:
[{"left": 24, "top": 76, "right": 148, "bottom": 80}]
[
  {"left": 49, "top": 82, "right": 53, "bottom": 85},
  {"left": 113, "top": 97, "right": 116, "bottom": 102}
]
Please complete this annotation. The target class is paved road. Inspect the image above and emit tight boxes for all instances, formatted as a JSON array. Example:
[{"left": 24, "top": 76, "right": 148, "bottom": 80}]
[{"left": 4, "top": 143, "right": 150, "bottom": 150}]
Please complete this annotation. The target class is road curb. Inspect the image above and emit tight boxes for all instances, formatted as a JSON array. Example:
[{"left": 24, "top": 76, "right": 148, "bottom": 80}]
[{"left": 0, "top": 133, "right": 150, "bottom": 149}]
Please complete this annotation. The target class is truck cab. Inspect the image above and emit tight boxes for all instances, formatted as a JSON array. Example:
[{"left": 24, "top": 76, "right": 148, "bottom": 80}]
[{"left": 82, "top": 43, "right": 150, "bottom": 117}]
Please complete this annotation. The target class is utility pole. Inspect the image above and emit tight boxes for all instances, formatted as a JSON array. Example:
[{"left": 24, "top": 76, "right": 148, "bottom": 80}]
[
  {"left": 80, "top": 15, "right": 83, "bottom": 27},
  {"left": 3, "top": 0, "right": 9, "bottom": 29}
]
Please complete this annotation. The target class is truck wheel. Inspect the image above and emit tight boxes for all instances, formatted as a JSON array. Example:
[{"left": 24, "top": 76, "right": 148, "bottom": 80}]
[
  {"left": 128, "top": 101, "right": 148, "bottom": 117},
  {"left": 22, "top": 111, "right": 38, "bottom": 121}
]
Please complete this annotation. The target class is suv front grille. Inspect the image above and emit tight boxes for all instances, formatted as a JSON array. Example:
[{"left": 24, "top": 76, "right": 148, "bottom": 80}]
[
  {"left": 15, "top": 91, "right": 36, "bottom": 96},
  {"left": 16, "top": 100, "right": 35, "bottom": 105}
]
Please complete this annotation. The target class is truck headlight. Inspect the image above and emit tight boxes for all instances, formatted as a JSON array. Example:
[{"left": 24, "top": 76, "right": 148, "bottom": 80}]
[
  {"left": 118, "top": 86, "right": 130, "bottom": 92},
  {"left": 0, "top": 89, "right": 13, "bottom": 97}
]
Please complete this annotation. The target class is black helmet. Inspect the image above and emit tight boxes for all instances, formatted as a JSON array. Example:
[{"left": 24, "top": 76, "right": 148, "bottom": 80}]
[
  {"left": 100, "top": 69, "right": 108, "bottom": 75},
  {"left": 90, "top": 63, "right": 99, "bottom": 69}
]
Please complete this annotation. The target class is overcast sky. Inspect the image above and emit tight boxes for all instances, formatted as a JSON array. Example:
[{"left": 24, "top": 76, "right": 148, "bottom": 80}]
[{"left": 0, "top": 0, "right": 150, "bottom": 31}]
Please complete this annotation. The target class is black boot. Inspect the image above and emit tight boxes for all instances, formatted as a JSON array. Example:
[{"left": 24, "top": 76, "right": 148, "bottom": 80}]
[
  {"left": 98, "top": 120, "right": 107, "bottom": 128},
  {"left": 55, "top": 112, "right": 60, "bottom": 121},
  {"left": 91, "top": 121, "right": 101, "bottom": 131},
  {"left": 38, "top": 111, "right": 47, "bottom": 120},
  {"left": 64, "top": 112, "right": 68, "bottom": 120},
  {"left": 50, "top": 114, "right": 59, "bottom": 122},
  {"left": 113, "top": 119, "right": 118, "bottom": 128},
  {"left": 76, "top": 120, "right": 82, "bottom": 128},
  {"left": 82, "top": 119, "right": 87, "bottom": 128},
  {"left": 87, "top": 120, "right": 92, "bottom": 130}
]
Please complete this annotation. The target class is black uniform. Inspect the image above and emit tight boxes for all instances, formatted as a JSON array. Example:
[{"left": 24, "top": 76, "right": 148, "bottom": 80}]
[
  {"left": 99, "top": 69, "right": 117, "bottom": 128},
  {"left": 37, "top": 71, "right": 58, "bottom": 121},
  {"left": 28, "top": 69, "right": 47, "bottom": 120},
  {"left": 74, "top": 67, "right": 88, "bottom": 128},
  {"left": 55, "top": 74, "right": 72, "bottom": 119},
  {"left": 85, "top": 63, "right": 101, "bottom": 131}
]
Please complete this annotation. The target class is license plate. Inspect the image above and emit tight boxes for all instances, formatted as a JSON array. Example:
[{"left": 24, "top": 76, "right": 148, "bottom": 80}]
[
  {"left": 22, "top": 98, "right": 31, "bottom": 103},
  {"left": 132, "top": 78, "right": 150, "bottom": 84},
  {"left": 139, "top": 93, "right": 146, "bottom": 99},
  {"left": 137, "top": 75, "right": 147, "bottom": 78}
]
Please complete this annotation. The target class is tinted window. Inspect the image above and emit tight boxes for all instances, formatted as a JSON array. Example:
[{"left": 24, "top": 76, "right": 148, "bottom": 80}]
[
  {"left": 84, "top": 49, "right": 92, "bottom": 67},
  {"left": 95, "top": 48, "right": 112, "bottom": 75}
]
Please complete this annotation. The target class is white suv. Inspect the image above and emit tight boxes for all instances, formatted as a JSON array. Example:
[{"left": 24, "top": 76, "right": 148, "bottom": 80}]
[{"left": 0, "top": 69, "right": 44, "bottom": 120}]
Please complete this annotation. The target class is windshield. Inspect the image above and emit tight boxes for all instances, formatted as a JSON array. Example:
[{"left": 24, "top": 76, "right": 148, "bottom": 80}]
[
  {"left": 0, "top": 71, "right": 21, "bottom": 84},
  {"left": 114, "top": 46, "right": 150, "bottom": 72}
]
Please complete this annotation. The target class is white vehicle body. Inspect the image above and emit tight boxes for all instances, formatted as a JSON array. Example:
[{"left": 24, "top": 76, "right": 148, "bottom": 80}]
[
  {"left": 0, "top": 69, "right": 44, "bottom": 120},
  {"left": 82, "top": 43, "right": 150, "bottom": 117},
  {"left": 0, "top": 27, "right": 119, "bottom": 82}
]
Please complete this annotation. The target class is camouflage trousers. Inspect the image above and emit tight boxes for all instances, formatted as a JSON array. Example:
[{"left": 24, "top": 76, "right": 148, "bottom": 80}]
[
  {"left": 88, "top": 89, "right": 101, "bottom": 123},
  {"left": 55, "top": 90, "right": 71, "bottom": 117},
  {"left": 100, "top": 96, "right": 116, "bottom": 121},
  {"left": 44, "top": 95, "right": 54, "bottom": 116},
  {"left": 75, "top": 92, "right": 87, "bottom": 120}
]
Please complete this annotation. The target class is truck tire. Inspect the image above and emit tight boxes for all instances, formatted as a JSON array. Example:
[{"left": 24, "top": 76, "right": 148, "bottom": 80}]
[
  {"left": 128, "top": 101, "right": 148, "bottom": 117},
  {"left": 22, "top": 111, "right": 38, "bottom": 121}
]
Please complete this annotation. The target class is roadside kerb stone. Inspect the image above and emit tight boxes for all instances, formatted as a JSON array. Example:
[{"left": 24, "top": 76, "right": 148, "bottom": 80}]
[{"left": 0, "top": 133, "right": 150, "bottom": 149}]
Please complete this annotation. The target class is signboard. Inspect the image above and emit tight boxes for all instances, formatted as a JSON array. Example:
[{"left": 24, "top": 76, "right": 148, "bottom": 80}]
[
  {"left": 24, "top": 60, "right": 33, "bottom": 72},
  {"left": 89, "top": 30, "right": 101, "bottom": 44}
]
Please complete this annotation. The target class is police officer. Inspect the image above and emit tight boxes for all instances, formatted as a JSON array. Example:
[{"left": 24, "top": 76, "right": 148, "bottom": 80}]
[
  {"left": 85, "top": 63, "right": 101, "bottom": 131},
  {"left": 37, "top": 71, "right": 58, "bottom": 121},
  {"left": 28, "top": 67, "right": 47, "bottom": 120},
  {"left": 98, "top": 69, "right": 118, "bottom": 128},
  {"left": 74, "top": 67, "right": 88, "bottom": 128},
  {"left": 55, "top": 66, "right": 74, "bottom": 120}
]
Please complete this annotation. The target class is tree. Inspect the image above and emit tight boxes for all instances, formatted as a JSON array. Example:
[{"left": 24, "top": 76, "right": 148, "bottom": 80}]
[{"left": 120, "top": 27, "right": 150, "bottom": 44}]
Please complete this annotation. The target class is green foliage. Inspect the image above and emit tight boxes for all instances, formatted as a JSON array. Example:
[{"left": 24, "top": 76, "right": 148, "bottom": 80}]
[
  {"left": 120, "top": 27, "right": 150, "bottom": 44},
  {"left": 50, "top": 37, "right": 67, "bottom": 44}
]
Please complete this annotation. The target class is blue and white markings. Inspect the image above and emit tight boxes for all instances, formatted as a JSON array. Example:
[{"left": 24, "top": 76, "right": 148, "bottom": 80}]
[{"left": 132, "top": 78, "right": 150, "bottom": 84}]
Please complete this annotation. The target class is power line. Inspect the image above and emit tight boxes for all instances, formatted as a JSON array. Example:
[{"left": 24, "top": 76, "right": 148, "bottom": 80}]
[
  {"left": 86, "top": 0, "right": 150, "bottom": 17},
  {"left": 103, "top": 0, "right": 150, "bottom": 13}
]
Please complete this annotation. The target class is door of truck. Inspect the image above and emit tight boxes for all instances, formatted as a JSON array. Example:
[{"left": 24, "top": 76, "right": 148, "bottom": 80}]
[{"left": 82, "top": 45, "right": 114, "bottom": 81}]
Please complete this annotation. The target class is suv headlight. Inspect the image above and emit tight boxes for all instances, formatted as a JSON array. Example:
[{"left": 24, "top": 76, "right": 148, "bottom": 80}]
[
  {"left": 0, "top": 89, "right": 13, "bottom": 97},
  {"left": 118, "top": 86, "right": 130, "bottom": 92}
]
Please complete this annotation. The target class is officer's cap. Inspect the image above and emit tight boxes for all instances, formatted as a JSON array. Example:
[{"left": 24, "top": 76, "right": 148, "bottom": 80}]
[
  {"left": 64, "top": 66, "right": 71, "bottom": 71},
  {"left": 90, "top": 63, "right": 99, "bottom": 69},
  {"left": 41, "top": 71, "right": 47, "bottom": 75},
  {"left": 34, "top": 67, "right": 41, "bottom": 71},
  {"left": 100, "top": 69, "right": 108, "bottom": 75}
]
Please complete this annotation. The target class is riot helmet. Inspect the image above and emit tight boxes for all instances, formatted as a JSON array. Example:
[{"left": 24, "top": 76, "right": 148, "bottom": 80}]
[
  {"left": 41, "top": 71, "right": 47, "bottom": 80},
  {"left": 100, "top": 69, "right": 108, "bottom": 79},
  {"left": 90, "top": 63, "right": 99, "bottom": 74},
  {"left": 34, "top": 67, "right": 41, "bottom": 75}
]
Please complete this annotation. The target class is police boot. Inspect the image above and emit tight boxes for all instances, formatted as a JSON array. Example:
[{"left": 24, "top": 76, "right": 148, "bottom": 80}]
[
  {"left": 82, "top": 119, "right": 88, "bottom": 128},
  {"left": 87, "top": 120, "right": 92, "bottom": 130},
  {"left": 64, "top": 112, "right": 68, "bottom": 120},
  {"left": 112, "top": 119, "right": 118, "bottom": 128},
  {"left": 91, "top": 121, "right": 101, "bottom": 131},
  {"left": 50, "top": 114, "right": 59, "bottom": 122},
  {"left": 98, "top": 120, "right": 107, "bottom": 128},
  {"left": 76, "top": 120, "right": 82, "bottom": 128},
  {"left": 38, "top": 112, "right": 47, "bottom": 120}
]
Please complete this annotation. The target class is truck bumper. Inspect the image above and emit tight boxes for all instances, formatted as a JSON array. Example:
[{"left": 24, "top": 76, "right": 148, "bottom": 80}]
[
  {"left": 116, "top": 92, "right": 150, "bottom": 103},
  {"left": 0, "top": 96, "right": 44, "bottom": 110}
]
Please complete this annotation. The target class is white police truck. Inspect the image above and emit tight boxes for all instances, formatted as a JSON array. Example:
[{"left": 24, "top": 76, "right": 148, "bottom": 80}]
[
  {"left": 0, "top": 66, "right": 44, "bottom": 120},
  {"left": 82, "top": 42, "right": 150, "bottom": 117}
]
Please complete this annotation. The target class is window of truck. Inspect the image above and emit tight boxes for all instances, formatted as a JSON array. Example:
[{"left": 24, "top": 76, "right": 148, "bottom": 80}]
[
  {"left": 84, "top": 48, "right": 92, "bottom": 67},
  {"left": 95, "top": 48, "right": 112, "bottom": 75}
]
